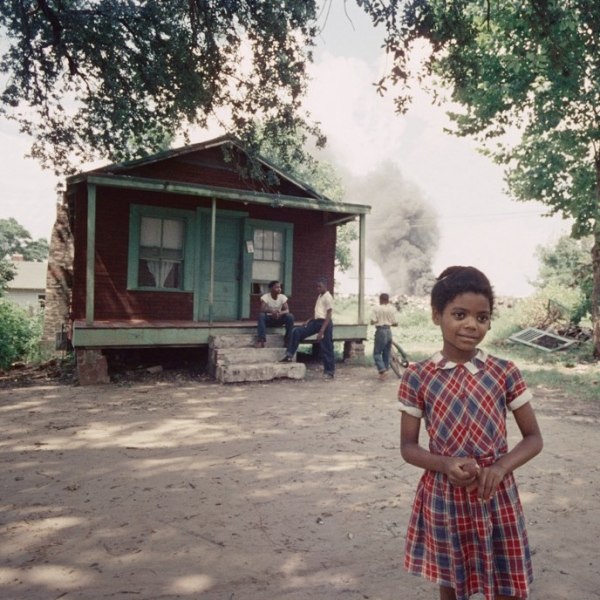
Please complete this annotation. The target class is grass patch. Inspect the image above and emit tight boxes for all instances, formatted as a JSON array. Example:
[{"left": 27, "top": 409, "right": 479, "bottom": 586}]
[{"left": 339, "top": 295, "right": 599, "bottom": 404}]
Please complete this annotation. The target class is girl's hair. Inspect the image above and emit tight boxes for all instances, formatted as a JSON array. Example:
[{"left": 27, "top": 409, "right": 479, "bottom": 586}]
[{"left": 431, "top": 266, "right": 495, "bottom": 314}]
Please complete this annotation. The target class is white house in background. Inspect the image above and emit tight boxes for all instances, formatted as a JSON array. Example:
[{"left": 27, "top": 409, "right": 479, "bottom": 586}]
[{"left": 5, "top": 255, "right": 47, "bottom": 314}]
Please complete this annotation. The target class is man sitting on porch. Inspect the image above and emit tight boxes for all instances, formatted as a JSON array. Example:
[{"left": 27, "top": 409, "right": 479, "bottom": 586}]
[{"left": 255, "top": 280, "right": 294, "bottom": 348}]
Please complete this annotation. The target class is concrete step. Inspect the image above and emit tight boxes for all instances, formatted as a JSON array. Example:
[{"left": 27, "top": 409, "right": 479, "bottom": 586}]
[
  {"left": 216, "top": 361, "right": 306, "bottom": 383},
  {"left": 214, "top": 347, "right": 288, "bottom": 366},
  {"left": 209, "top": 333, "right": 286, "bottom": 350}
]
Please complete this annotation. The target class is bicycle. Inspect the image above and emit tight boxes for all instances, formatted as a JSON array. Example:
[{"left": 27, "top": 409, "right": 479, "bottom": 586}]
[{"left": 389, "top": 339, "right": 409, "bottom": 378}]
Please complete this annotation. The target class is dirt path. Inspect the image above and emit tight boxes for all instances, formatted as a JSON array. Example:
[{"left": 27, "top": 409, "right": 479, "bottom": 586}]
[{"left": 0, "top": 363, "right": 599, "bottom": 600}]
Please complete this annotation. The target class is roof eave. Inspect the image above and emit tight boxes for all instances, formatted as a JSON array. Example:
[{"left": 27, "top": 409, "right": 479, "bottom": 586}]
[{"left": 72, "top": 173, "right": 370, "bottom": 216}]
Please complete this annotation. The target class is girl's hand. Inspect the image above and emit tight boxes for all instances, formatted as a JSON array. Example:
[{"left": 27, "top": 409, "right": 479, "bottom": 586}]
[
  {"left": 445, "top": 457, "right": 480, "bottom": 488},
  {"left": 477, "top": 463, "right": 507, "bottom": 500}
]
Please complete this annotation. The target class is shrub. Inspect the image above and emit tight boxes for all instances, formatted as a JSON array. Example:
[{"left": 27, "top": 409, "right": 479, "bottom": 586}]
[
  {"left": 509, "top": 283, "right": 585, "bottom": 330},
  {"left": 0, "top": 300, "right": 42, "bottom": 369}
]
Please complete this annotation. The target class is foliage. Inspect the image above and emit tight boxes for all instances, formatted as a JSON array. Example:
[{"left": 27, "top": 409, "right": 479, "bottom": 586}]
[
  {"left": 0, "top": 258, "right": 16, "bottom": 297},
  {"left": 0, "top": 217, "right": 49, "bottom": 261},
  {"left": 535, "top": 234, "right": 593, "bottom": 322},
  {"left": 503, "top": 284, "right": 585, "bottom": 331},
  {"left": 258, "top": 128, "right": 356, "bottom": 271},
  {"left": 0, "top": 299, "right": 42, "bottom": 369},
  {"left": 0, "top": 0, "right": 322, "bottom": 175},
  {"left": 359, "top": 0, "right": 600, "bottom": 357}
]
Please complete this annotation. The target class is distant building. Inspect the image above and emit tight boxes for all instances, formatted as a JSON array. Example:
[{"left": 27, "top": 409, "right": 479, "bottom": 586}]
[{"left": 5, "top": 255, "right": 47, "bottom": 314}]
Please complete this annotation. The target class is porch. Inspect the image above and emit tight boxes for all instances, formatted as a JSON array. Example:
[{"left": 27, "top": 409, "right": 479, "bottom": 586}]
[
  {"left": 72, "top": 319, "right": 368, "bottom": 349},
  {"left": 72, "top": 319, "right": 368, "bottom": 384}
]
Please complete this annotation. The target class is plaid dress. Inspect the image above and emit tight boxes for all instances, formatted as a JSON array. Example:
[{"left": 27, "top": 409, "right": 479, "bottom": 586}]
[{"left": 398, "top": 350, "right": 534, "bottom": 600}]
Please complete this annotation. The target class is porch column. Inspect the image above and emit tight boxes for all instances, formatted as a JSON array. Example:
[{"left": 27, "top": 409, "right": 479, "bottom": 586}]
[
  {"left": 208, "top": 197, "right": 216, "bottom": 324},
  {"left": 358, "top": 212, "right": 366, "bottom": 323},
  {"left": 86, "top": 183, "right": 96, "bottom": 325}
]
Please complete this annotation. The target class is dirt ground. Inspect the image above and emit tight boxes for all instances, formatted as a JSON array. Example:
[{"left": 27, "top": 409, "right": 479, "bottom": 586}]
[{"left": 1, "top": 361, "right": 599, "bottom": 600}]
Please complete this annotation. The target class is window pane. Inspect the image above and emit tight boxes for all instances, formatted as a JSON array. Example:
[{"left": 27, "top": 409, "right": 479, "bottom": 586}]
[
  {"left": 253, "top": 260, "right": 281, "bottom": 281},
  {"left": 263, "top": 230, "right": 274, "bottom": 250},
  {"left": 141, "top": 217, "right": 161, "bottom": 247},
  {"left": 138, "top": 259, "right": 157, "bottom": 287},
  {"left": 138, "top": 216, "right": 185, "bottom": 290},
  {"left": 162, "top": 262, "right": 181, "bottom": 289},
  {"left": 162, "top": 219, "right": 184, "bottom": 250},
  {"left": 251, "top": 228, "right": 285, "bottom": 289}
]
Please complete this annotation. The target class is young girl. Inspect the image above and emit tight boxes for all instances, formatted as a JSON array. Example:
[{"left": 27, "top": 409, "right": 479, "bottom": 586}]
[{"left": 398, "top": 266, "right": 543, "bottom": 600}]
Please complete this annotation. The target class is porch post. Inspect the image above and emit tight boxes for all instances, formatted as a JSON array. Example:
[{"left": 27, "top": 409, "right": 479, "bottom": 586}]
[
  {"left": 358, "top": 213, "right": 366, "bottom": 323},
  {"left": 209, "top": 197, "right": 216, "bottom": 324},
  {"left": 86, "top": 183, "right": 96, "bottom": 325}
]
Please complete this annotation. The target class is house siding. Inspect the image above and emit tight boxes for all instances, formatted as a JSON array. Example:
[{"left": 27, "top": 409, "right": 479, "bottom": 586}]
[{"left": 71, "top": 186, "right": 336, "bottom": 322}]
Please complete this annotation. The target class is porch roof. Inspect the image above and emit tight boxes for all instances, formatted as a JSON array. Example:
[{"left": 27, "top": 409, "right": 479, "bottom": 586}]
[{"left": 71, "top": 173, "right": 369, "bottom": 225}]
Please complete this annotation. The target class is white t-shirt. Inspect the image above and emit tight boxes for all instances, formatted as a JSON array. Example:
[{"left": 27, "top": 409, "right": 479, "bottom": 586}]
[
  {"left": 371, "top": 303, "right": 398, "bottom": 326},
  {"left": 261, "top": 293, "right": 288, "bottom": 312},
  {"left": 314, "top": 291, "right": 334, "bottom": 319}
]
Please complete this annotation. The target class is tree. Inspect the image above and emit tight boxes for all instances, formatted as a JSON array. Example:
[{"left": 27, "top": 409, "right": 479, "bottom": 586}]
[
  {"left": 359, "top": 0, "right": 600, "bottom": 357},
  {"left": 0, "top": 0, "right": 322, "bottom": 175},
  {"left": 0, "top": 218, "right": 49, "bottom": 261},
  {"left": 535, "top": 234, "right": 593, "bottom": 323},
  {"left": 255, "top": 126, "right": 357, "bottom": 272},
  {"left": 0, "top": 260, "right": 16, "bottom": 297}
]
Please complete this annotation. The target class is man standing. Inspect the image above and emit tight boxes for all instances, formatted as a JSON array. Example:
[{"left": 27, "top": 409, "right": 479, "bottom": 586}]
[
  {"left": 255, "top": 280, "right": 294, "bottom": 348},
  {"left": 280, "top": 277, "right": 335, "bottom": 379},
  {"left": 370, "top": 293, "right": 398, "bottom": 379}
]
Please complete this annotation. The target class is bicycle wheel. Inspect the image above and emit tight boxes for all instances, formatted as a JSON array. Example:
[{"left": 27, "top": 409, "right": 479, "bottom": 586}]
[{"left": 389, "top": 341, "right": 409, "bottom": 378}]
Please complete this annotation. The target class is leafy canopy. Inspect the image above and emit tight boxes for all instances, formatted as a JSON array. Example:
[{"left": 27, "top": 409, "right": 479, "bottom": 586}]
[
  {"left": 0, "top": 0, "right": 322, "bottom": 175},
  {"left": 0, "top": 217, "right": 49, "bottom": 261},
  {"left": 535, "top": 234, "right": 593, "bottom": 323},
  {"left": 360, "top": 0, "right": 600, "bottom": 355},
  {"left": 362, "top": 0, "right": 599, "bottom": 233}
]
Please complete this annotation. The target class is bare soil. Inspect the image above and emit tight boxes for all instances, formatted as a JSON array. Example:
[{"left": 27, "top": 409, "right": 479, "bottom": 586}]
[{"left": 1, "top": 361, "right": 599, "bottom": 600}]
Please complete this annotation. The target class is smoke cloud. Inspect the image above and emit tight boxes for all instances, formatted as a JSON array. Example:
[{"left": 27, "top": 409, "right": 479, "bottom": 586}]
[{"left": 344, "top": 162, "right": 439, "bottom": 295}]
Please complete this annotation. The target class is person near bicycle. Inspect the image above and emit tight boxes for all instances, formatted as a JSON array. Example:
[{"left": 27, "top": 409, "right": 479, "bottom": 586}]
[{"left": 370, "top": 292, "right": 399, "bottom": 379}]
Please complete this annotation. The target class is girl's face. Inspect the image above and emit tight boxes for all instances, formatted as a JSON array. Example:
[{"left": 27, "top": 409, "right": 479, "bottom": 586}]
[{"left": 432, "top": 292, "right": 491, "bottom": 363}]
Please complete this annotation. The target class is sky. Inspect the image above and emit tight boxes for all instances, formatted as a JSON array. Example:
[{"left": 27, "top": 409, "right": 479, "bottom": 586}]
[{"left": 0, "top": 3, "right": 572, "bottom": 297}]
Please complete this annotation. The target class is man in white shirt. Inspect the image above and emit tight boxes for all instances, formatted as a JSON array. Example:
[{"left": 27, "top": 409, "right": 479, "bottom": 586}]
[
  {"left": 280, "top": 277, "right": 335, "bottom": 379},
  {"left": 255, "top": 280, "right": 294, "bottom": 348},
  {"left": 370, "top": 293, "right": 398, "bottom": 379}
]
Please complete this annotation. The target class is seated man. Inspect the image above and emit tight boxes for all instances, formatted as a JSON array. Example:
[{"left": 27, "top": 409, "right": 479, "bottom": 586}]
[
  {"left": 256, "top": 280, "right": 294, "bottom": 348},
  {"left": 280, "top": 277, "right": 335, "bottom": 379}
]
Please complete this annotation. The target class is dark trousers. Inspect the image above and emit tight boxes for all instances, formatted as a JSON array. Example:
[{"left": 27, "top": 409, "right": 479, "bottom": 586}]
[
  {"left": 287, "top": 319, "right": 334, "bottom": 375},
  {"left": 257, "top": 312, "right": 294, "bottom": 342},
  {"left": 373, "top": 326, "right": 392, "bottom": 372}
]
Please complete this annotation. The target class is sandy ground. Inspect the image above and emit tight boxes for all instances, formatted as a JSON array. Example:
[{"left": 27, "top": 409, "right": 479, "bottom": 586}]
[{"left": 1, "top": 362, "right": 599, "bottom": 600}]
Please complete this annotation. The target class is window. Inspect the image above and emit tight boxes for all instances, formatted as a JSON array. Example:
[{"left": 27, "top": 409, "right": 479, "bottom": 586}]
[
  {"left": 128, "top": 205, "right": 194, "bottom": 292},
  {"left": 138, "top": 217, "right": 184, "bottom": 289},
  {"left": 252, "top": 228, "right": 283, "bottom": 294}
]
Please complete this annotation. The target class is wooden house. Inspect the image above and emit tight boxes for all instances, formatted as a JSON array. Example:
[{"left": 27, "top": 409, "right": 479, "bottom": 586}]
[{"left": 59, "top": 136, "right": 370, "bottom": 383}]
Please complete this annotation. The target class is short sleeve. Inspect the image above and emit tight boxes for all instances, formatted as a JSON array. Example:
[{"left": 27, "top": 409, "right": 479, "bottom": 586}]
[
  {"left": 398, "top": 365, "right": 424, "bottom": 418},
  {"left": 505, "top": 361, "right": 533, "bottom": 411}
]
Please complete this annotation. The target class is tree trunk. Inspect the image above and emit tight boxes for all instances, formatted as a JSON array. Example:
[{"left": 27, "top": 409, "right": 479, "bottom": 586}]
[
  {"left": 593, "top": 161, "right": 600, "bottom": 359},
  {"left": 592, "top": 228, "right": 600, "bottom": 359}
]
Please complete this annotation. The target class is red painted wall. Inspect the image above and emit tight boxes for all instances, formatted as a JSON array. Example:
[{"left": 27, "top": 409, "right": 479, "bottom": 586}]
[{"left": 70, "top": 180, "right": 337, "bottom": 322}]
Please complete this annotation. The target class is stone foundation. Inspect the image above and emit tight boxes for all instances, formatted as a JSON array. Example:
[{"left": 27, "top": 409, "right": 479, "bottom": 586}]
[{"left": 76, "top": 349, "right": 110, "bottom": 385}]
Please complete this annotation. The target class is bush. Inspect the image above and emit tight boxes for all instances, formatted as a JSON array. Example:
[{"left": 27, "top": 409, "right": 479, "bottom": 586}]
[
  {"left": 0, "top": 300, "right": 43, "bottom": 369},
  {"left": 508, "top": 283, "right": 585, "bottom": 330}
]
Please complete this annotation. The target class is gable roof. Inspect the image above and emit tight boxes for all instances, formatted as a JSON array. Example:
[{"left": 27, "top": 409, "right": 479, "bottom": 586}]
[{"left": 66, "top": 135, "right": 370, "bottom": 221}]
